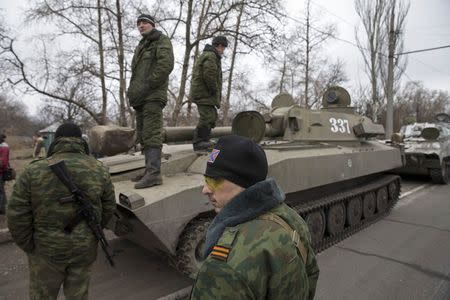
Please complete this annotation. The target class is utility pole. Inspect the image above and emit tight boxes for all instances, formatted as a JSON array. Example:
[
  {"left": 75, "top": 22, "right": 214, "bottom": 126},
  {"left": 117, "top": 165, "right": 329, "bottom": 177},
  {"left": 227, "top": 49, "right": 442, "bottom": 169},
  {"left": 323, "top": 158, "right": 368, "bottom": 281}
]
[{"left": 386, "top": 0, "right": 396, "bottom": 138}]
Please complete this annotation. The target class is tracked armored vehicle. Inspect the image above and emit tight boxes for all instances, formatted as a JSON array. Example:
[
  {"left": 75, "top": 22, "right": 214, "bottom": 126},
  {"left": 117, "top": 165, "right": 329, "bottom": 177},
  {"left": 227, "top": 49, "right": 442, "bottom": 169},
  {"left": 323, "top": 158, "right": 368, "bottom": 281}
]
[
  {"left": 103, "top": 86, "right": 403, "bottom": 276},
  {"left": 393, "top": 113, "right": 450, "bottom": 184}
]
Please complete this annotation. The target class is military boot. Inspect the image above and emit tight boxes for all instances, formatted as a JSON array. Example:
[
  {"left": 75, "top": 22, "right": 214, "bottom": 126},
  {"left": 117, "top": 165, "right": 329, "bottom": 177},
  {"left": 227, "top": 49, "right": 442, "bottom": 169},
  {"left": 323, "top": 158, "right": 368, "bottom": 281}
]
[
  {"left": 131, "top": 151, "right": 147, "bottom": 182},
  {"left": 134, "top": 147, "right": 163, "bottom": 189},
  {"left": 193, "top": 126, "right": 213, "bottom": 152}
]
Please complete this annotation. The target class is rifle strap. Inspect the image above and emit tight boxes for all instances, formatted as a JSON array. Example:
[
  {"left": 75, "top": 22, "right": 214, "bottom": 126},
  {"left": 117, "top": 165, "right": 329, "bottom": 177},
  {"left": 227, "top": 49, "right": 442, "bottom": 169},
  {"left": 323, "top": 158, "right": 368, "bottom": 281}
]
[
  {"left": 64, "top": 212, "right": 84, "bottom": 233},
  {"left": 47, "top": 158, "right": 83, "bottom": 234},
  {"left": 257, "top": 212, "right": 308, "bottom": 264}
]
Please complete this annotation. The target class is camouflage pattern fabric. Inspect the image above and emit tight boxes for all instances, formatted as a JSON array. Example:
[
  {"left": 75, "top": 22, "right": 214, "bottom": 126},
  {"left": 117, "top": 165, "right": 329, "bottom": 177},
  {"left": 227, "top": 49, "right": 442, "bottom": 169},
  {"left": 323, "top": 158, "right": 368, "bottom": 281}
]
[
  {"left": 190, "top": 44, "right": 223, "bottom": 108},
  {"left": 191, "top": 179, "right": 319, "bottom": 300},
  {"left": 197, "top": 104, "right": 218, "bottom": 130},
  {"left": 28, "top": 250, "right": 94, "bottom": 300},
  {"left": 7, "top": 137, "right": 116, "bottom": 299},
  {"left": 135, "top": 101, "right": 164, "bottom": 149},
  {"left": 127, "top": 29, "right": 174, "bottom": 108}
]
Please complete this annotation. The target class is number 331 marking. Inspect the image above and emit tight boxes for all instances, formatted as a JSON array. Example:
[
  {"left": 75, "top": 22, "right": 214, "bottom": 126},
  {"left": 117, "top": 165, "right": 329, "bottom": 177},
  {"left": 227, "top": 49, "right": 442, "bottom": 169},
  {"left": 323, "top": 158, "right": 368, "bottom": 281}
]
[{"left": 329, "top": 118, "right": 351, "bottom": 134}]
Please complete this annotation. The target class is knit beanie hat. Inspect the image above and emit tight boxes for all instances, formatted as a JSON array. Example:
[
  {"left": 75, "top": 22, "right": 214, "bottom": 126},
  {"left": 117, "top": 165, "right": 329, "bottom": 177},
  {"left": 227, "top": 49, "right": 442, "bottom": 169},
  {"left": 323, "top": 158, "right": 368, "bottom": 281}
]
[
  {"left": 205, "top": 135, "right": 268, "bottom": 188},
  {"left": 55, "top": 123, "right": 82, "bottom": 139},
  {"left": 212, "top": 35, "right": 229, "bottom": 47},
  {"left": 137, "top": 14, "right": 156, "bottom": 26}
]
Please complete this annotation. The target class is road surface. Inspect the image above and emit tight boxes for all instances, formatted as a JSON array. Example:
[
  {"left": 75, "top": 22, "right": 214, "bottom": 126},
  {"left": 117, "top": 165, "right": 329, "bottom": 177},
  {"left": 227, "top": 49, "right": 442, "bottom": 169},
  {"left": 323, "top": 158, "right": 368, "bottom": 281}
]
[{"left": 0, "top": 178, "right": 448, "bottom": 300}]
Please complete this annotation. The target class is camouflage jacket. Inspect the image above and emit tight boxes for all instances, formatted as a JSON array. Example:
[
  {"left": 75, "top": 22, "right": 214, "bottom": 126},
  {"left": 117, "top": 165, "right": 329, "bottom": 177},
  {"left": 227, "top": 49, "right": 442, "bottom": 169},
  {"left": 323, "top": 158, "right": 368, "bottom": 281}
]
[
  {"left": 191, "top": 178, "right": 319, "bottom": 300},
  {"left": 127, "top": 29, "right": 174, "bottom": 108},
  {"left": 190, "top": 44, "right": 222, "bottom": 108},
  {"left": 7, "top": 137, "right": 115, "bottom": 263}
]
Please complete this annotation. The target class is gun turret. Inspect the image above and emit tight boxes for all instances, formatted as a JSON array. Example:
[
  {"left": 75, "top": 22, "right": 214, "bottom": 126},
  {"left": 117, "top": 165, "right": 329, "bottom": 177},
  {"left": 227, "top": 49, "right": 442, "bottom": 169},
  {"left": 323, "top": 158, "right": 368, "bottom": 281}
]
[{"left": 232, "top": 86, "right": 385, "bottom": 143}]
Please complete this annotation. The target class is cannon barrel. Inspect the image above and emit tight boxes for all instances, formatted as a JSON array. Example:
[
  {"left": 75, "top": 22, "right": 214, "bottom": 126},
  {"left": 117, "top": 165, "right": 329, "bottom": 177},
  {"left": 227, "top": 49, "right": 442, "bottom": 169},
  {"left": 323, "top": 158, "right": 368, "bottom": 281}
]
[
  {"left": 89, "top": 125, "right": 233, "bottom": 156},
  {"left": 163, "top": 126, "right": 232, "bottom": 143}
]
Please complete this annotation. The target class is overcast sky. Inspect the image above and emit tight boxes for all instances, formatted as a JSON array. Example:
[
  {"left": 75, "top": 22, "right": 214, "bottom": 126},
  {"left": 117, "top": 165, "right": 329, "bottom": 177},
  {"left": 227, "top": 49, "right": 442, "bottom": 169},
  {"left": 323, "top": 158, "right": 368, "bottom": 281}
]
[{"left": 1, "top": 0, "right": 450, "bottom": 115}]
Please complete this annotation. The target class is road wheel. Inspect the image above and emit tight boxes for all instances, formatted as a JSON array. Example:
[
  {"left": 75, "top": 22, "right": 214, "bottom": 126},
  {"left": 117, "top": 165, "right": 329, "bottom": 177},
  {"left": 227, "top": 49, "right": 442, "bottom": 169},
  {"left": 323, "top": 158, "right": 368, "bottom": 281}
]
[
  {"left": 362, "top": 192, "right": 376, "bottom": 219},
  {"left": 388, "top": 181, "right": 399, "bottom": 201},
  {"left": 346, "top": 196, "right": 362, "bottom": 227},
  {"left": 376, "top": 187, "right": 389, "bottom": 213},
  {"left": 430, "top": 161, "right": 449, "bottom": 184},
  {"left": 326, "top": 203, "right": 346, "bottom": 236},
  {"left": 174, "top": 217, "right": 212, "bottom": 277},
  {"left": 305, "top": 210, "right": 326, "bottom": 245}
]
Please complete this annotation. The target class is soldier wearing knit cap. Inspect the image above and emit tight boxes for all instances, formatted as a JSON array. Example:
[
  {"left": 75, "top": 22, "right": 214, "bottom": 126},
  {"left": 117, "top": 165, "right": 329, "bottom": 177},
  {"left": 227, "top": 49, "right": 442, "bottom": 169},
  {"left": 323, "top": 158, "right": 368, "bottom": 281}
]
[
  {"left": 190, "top": 135, "right": 319, "bottom": 300},
  {"left": 190, "top": 35, "right": 229, "bottom": 152},
  {"left": 7, "top": 123, "right": 116, "bottom": 299},
  {"left": 128, "top": 13, "right": 174, "bottom": 188}
]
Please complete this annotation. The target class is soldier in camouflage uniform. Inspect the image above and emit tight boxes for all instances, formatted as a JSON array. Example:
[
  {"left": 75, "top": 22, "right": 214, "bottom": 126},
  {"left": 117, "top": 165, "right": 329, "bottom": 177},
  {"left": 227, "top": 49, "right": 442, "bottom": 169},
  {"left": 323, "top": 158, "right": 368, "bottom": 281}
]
[
  {"left": 7, "top": 123, "right": 116, "bottom": 300},
  {"left": 191, "top": 135, "right": 319, "bottom": 300},
  {"left": 190, "top": 36, "right": 228, "bottom": 151},
  {"left": 127, "top": 14, "right": 174, "bottom": 189}
]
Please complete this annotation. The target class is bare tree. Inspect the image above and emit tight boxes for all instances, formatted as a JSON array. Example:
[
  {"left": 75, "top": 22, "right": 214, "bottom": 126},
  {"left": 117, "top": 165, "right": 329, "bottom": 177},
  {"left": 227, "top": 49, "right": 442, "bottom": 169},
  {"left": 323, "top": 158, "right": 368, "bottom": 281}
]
[
  {"left": 1, "top": 0, "right": 141, "bottom": 125},
  {"left": 395, "top": 81, "right": 449, "bottom": 127},
  {"left": 157, "top": 0, "right": 285, "bottom": 125},
  {"left": 355, "top": 0, "right": 388, "bottom": 122},
  {"left": 355, "top": 0, "right": 409, "bottom": 124},
  {"left": 381, "top": 0, "right": 409, "bottom": 136}
]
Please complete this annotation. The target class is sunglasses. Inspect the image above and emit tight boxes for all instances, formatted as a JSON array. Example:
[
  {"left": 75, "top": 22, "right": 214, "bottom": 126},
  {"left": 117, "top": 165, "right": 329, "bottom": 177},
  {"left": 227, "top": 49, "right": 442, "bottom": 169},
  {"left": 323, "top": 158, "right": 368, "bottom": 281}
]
[{"left": 204, "top": 176, "right": 225, "bottom": 192}]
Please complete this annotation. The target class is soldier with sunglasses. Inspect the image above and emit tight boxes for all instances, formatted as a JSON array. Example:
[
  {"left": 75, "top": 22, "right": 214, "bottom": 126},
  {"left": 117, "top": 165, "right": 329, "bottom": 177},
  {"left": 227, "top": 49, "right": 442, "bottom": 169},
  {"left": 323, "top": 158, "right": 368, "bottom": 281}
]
[{"left": 190, "top": 135, "right": 319, "bottom": 300}]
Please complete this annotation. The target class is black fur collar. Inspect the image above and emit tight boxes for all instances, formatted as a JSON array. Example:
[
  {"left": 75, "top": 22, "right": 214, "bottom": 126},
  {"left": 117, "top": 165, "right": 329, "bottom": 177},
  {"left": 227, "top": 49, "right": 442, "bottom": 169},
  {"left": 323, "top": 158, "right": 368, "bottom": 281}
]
[{"left": 204, "top": 178, "right": 285, "bottom": 257}]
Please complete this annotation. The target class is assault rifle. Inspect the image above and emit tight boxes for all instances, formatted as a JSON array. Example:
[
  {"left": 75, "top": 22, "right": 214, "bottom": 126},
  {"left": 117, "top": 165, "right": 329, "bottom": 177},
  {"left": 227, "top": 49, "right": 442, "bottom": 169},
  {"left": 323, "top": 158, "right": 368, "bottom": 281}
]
[{"left": 49, "top": 160, "right": 115, "bottom": 267}]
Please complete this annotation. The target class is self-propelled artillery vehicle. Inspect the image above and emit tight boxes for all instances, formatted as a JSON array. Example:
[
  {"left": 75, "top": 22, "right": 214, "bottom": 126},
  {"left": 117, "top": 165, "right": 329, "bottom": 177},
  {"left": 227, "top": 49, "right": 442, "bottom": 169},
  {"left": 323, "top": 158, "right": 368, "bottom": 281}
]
[
  {"left": 100, "top": 86, "right": 403, "bottom": 276},
  {"left": 393, "top": 113, "right": 450, "bottom": 184}
]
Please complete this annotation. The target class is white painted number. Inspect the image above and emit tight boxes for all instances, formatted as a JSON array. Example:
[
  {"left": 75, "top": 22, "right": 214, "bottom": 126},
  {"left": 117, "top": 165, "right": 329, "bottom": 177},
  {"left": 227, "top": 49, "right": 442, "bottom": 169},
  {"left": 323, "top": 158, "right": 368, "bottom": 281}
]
[{"left": 329, "top": 118, "right": 351, "bottom": 134}]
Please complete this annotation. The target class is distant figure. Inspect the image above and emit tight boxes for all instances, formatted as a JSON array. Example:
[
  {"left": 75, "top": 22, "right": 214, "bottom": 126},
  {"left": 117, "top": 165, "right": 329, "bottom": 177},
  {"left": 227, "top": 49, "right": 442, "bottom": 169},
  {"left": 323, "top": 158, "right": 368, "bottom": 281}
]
[
  {"left": 0, "top": 133, "right": 10, "bottom": 214},
  {"left": 33, "top": 132, "right": 46, "bottom": 158},
  {"left": 190, "top": 135, "right": 320, "bottom": 299},
  {"left": 190, "top": 35, "right": 228, "bottom": 151},
  {"left": 127, "top": 13, "right": 174, "bottom": 189},
  {"left": 7, "top": 123, "right": 116, "bottom": 299}
]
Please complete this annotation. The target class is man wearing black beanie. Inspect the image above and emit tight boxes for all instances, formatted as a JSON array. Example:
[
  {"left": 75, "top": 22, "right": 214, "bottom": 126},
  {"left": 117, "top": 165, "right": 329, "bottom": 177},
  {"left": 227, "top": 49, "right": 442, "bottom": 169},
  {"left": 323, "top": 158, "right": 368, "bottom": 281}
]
[
  {"left": 191, "top": 135, "right": 319, "bottom": 300},
  {"left": 7, "top": 123, "right": 116, "bottom": 299}
]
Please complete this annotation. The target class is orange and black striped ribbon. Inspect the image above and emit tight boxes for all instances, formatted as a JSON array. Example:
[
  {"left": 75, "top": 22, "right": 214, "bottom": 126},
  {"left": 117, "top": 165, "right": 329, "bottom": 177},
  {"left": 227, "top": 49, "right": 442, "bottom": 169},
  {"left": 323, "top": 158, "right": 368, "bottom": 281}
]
[{"left": 210, "top": 245, "right": 231, "bottom": 262}]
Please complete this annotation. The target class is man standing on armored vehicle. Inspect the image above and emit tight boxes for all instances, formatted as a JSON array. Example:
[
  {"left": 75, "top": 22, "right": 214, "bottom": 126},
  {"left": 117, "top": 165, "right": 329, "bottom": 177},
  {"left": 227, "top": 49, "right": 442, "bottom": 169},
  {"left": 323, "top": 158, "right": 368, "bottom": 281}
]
[
  {"left": 7, "top": 123, "right": 116, "bottom": 299},
  {"left": 190, "top": 35, "right": 228, "bottom": 152},
  {"left": 127, "top": 14, "right": 174, "bottom": 189},
  {"left": 190, "top": 135, "right": 319, "bottom": 299}
]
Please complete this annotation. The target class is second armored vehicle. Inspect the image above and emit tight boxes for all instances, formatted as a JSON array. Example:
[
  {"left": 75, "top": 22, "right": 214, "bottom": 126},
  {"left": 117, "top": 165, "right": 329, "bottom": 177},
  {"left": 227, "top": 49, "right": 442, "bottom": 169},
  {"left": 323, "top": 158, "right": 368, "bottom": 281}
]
[
  {"left": 394, "top": 113, "right": 450, "bottom": 184},
  {"left": 102, "top": 87, "right": 404, "bottom": 275}
]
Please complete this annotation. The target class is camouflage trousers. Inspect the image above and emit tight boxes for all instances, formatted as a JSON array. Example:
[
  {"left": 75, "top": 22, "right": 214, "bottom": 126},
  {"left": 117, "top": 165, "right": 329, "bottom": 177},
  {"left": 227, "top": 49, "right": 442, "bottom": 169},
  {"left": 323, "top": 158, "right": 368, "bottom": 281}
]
[
  {"left": 0, "top": 178, "right": 6, "bottom": 214},
  {"left": 135, "top": 101, "right": 164, "bottom": 149},
  {"left": 28, "top": 252, "right": 94, "bottom": 300},
  {"left": 196, "top": 104, "right": 218, "bottom": 130}
]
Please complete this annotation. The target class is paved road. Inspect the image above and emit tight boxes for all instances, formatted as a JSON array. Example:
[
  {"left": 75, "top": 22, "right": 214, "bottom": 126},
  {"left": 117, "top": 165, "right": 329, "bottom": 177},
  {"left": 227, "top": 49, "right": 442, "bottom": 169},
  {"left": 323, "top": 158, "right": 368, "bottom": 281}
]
[
  {"left": 1, "top": 179, "right": 448, "bottom": 300},
  {"left": 315, "top": 183, "right": 450, "bottom": 300},
  {"left": 0, "top": 237, "right": 192, "bottom": 300}
]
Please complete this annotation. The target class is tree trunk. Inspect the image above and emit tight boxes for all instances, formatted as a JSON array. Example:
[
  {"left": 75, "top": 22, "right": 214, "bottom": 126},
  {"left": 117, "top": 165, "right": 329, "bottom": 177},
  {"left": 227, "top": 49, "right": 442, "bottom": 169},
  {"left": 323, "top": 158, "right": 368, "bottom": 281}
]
[
  {"left": 304, "top": 0, "right": 311, "bottom": 108},
  {"left": 170, "top": 0, "right": 194, "bottom": 126},
  {"left": 116, "top": 0, "right": 127, "bottom": 126},
  {"left": 385, "top": 0, "right": 396, "bottom": 138},
  {"left": 97, "top": 0, "right": 107, "bottom": 125},
  {"left": 222, "top": 2, "right": 244, "bottom": 125}
]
